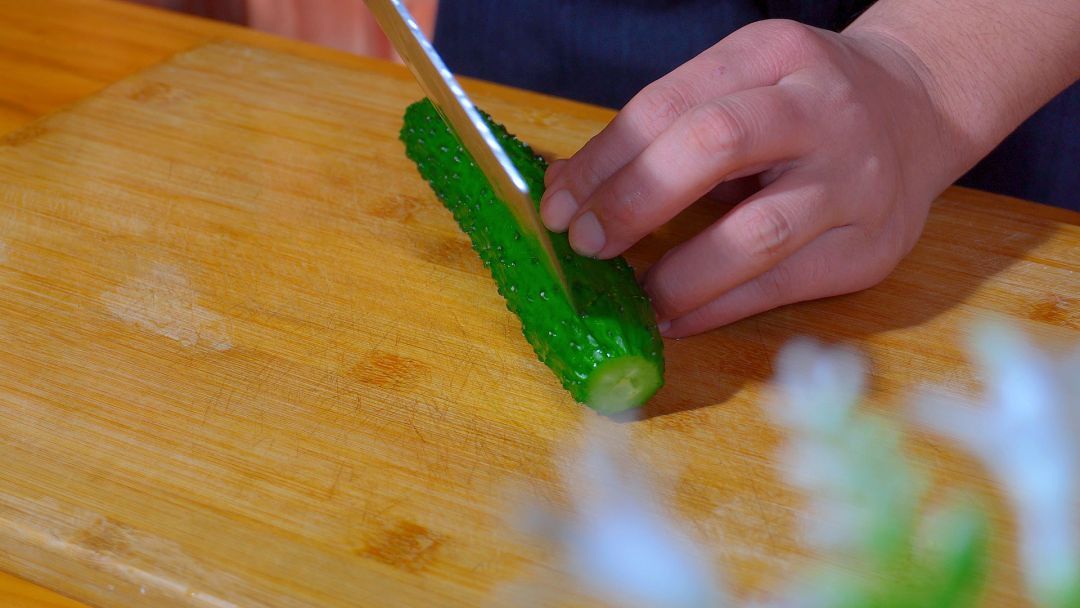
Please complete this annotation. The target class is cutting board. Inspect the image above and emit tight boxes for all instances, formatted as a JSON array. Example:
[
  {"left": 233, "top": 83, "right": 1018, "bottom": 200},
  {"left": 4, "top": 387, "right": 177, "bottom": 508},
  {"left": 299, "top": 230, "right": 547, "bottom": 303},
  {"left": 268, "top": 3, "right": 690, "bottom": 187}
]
[{"left": 0, "top": 41, "right": 1076, "bottom": 608}]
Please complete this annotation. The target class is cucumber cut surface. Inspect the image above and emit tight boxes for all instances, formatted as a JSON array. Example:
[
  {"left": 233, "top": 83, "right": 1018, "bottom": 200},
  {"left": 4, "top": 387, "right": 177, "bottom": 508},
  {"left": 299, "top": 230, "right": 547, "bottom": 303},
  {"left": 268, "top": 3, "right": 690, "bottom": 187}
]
[{"left": 400, "top": 99, "right": 664, "bottom": 412}]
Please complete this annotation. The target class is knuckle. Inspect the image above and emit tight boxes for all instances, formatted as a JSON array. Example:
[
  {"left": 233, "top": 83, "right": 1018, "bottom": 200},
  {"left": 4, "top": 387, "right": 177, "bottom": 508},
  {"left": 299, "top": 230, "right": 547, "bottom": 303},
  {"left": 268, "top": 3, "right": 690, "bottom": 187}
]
[
  {"left": 860, "top": 153, "right": 885, "bottom": 179},
  {"left": 828, "top": 78, "right": 872, "bottom": 127},
  {"left": 543, "top": 159, "right": 566, "bottom": 187},
  {"left": 763, "top": 19, "right": 830, "bottom": 61},
  {"left": 568, "top": 155, "right": 606, "bottom": 193},
  {"left": 627, "top": 82, "right": 696, "bottom": 137},
  {"left": 684, "top": 101, "right": 749, "bottom": 160},
  {"left": 556, "top": 153, "right": 607, "bottom": 200},
  {"left": 737, "top": 205, "right": 796, "bottom": 260},
  {"left": 829, "top": 76, "right": 860, "bottom": 109}
]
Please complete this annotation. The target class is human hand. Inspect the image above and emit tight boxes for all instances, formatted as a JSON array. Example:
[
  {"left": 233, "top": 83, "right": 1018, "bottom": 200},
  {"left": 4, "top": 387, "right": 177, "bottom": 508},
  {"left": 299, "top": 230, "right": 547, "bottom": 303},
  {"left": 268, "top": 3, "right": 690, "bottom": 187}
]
[{"left": 540, "top": 19, "right": 952, "bottom": 337}]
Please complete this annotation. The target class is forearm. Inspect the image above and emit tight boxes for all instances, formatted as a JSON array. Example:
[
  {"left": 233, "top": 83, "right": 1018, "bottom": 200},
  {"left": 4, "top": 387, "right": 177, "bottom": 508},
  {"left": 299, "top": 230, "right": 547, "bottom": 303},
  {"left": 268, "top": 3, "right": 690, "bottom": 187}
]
[{"left": 845, "top": 0, "right": 1080, "bottom": 180}]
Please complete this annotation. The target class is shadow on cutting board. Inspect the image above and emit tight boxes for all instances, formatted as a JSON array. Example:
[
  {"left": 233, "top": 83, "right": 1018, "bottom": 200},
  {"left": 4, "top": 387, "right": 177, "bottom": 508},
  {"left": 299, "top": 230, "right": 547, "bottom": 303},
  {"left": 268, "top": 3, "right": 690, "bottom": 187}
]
[{"left": 618, "top": 187, "right": 1059, "bottom": 420}]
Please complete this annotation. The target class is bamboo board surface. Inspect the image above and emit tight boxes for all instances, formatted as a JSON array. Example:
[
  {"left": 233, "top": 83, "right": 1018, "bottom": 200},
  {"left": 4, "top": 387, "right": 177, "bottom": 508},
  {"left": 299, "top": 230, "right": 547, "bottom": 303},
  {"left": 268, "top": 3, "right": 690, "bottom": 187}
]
[
  {"left": 0, "top": 570, "right": 88, "bottom": 608},
  {"left": 0, "top": 35, "right": 1078, "bottom": 608}
]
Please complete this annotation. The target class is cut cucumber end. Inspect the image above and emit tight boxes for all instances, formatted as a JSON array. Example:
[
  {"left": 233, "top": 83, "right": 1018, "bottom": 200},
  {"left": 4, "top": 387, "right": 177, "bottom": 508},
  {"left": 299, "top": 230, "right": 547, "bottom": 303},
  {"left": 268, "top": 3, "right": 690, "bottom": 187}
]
[{"left": 584, "top": 355, "right": 664, "bottom": 414}]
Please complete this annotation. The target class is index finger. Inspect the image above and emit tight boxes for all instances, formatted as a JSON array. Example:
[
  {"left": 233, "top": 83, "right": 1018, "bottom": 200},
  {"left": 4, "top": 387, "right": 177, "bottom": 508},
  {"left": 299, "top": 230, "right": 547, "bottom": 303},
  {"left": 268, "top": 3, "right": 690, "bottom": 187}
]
[
  {"left": 566, "top": 84, "right": 812, "bottom": 259},
  {"left": 540, "top": 23, "right": 809, "bottom": 231}
]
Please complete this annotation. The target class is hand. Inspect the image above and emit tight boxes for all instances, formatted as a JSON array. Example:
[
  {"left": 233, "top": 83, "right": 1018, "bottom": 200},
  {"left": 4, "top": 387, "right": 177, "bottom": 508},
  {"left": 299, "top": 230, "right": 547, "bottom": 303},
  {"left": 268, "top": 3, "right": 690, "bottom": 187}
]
[{"left": 540, "top": 19, "right": 951, "bottom": 337}]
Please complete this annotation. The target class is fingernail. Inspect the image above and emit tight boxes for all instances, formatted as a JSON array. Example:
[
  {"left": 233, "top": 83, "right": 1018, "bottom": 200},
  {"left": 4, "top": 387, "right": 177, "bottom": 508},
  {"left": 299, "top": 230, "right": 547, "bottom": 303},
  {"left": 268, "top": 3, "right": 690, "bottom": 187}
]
[
  {"left": 541, "top": 189, "right": 578, "bottom": 232},
  {"left": 657, "top": 320, "right": 671, "bottom": 334},
  {"left": 569, "top": 211, "right": 605, "bottom": 257}
]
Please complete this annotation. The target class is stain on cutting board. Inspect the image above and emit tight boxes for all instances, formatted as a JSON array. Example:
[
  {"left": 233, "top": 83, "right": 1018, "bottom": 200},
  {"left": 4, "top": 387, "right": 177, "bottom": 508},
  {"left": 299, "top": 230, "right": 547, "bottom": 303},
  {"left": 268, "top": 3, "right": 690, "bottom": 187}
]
[
  {"left": 346, "top": 350, "right": 429, "bottom": 391},
  {"left": 101, "top": 262, "right": 232, "bottom": 350},
  {"left": 360, "top": 521, "right": 443, "bottom": 573},
  {"left": 1028, "top": 294, "right": 1077, "bottom": 329},
  {"left": 128, "top": 82, "right": 178, "bottom": 104},
  {"left": 71, "top": 515, "right": 134, "bottom": 557}
]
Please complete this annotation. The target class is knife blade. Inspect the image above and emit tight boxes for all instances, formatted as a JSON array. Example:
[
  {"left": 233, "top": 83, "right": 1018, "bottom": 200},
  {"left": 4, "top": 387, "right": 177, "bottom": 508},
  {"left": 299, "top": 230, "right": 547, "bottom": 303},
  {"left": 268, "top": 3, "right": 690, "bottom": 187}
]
[{"left": 363, "top": 0, "right": 573, "bottom": 305}]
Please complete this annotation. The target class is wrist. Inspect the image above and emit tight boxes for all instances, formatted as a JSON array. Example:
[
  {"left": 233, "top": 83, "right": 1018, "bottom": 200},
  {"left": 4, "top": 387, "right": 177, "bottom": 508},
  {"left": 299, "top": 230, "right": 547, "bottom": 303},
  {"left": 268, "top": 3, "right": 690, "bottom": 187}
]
[
  {"left": 838, "top": 27, "right": 961, "bottom": 202},
  {"left": 845, "top": 0, "right": 1080, "bottom": 187}
]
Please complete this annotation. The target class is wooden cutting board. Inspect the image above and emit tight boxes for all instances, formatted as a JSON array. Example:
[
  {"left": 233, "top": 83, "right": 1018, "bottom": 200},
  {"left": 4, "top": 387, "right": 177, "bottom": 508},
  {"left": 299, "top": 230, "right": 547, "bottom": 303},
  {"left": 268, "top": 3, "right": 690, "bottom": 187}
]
[{"left": 0, "top": 40, "right": 1077, "bottom": 608}]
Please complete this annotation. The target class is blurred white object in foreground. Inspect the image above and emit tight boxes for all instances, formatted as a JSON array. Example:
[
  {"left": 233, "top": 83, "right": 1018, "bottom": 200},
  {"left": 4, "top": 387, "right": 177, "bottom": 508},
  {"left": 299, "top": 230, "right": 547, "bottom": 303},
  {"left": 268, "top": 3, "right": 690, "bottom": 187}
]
[
  {"left": 538, "top": 418, "right": 723, "bottom": 608},
  {"left": 770, "top": 339, "right": 921, "bottom": 558},
  {"left": 917, "top": 323, "right": 1080, "bottom": 607},
  {"left": 505, "top": 323, "right": 1077, "bottom": 607}
]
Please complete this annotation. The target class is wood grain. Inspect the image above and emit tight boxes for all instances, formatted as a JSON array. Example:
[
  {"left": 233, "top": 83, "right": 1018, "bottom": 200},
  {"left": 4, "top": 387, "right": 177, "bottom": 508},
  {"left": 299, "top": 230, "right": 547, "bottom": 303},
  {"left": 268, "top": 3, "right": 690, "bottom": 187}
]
[
  {"left": 0, "top": 3, "right": 1077, "bottom": 608},
  {"left": 0, "top": 571, "right": 88, "bottom": 608}
]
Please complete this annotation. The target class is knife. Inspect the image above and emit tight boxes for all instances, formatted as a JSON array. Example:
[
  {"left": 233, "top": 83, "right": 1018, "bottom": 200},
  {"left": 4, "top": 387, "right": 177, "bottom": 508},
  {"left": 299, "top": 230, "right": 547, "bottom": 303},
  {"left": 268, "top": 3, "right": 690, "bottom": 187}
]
[{"left": 363, "top": 0, "right": 573, "bottom": 304}]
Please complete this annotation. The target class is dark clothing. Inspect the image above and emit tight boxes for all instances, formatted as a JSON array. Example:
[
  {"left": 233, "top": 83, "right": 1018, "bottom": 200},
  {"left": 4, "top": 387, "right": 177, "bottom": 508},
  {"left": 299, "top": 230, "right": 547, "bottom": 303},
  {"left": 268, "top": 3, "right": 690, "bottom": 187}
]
[{"left": 434, "top": 1, "right": 1079, "bottom": 210}]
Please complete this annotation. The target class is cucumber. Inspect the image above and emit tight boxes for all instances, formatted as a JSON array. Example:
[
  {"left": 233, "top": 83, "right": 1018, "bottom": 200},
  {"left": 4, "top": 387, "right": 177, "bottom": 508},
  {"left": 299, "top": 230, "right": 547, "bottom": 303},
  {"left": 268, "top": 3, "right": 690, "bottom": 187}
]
[{"left": 400, "top": 99, "right": 664, "bottom": 413}]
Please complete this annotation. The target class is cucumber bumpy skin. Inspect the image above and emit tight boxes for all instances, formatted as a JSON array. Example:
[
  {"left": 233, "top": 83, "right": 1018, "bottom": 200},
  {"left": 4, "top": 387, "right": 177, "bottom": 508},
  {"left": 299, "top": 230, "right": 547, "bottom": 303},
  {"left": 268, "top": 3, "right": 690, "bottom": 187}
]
[{"left": 400, "top": 99, "right": 664, "bottom": 413}]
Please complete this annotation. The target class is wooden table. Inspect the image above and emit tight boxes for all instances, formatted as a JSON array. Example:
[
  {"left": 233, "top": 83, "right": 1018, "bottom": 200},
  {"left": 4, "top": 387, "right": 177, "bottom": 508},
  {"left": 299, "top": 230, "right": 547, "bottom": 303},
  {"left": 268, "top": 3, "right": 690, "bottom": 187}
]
[{"left": 1, "top": 1, "right": 1077, "bottom": 607}]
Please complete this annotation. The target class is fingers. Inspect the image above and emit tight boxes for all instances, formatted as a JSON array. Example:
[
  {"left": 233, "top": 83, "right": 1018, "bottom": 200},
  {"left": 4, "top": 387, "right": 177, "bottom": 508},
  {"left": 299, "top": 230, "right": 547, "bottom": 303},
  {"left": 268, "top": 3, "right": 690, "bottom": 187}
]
[
  {"left": 544, "top": 159, "right": 567, "bottom": 188},
  {"left": 658, "top": 225, "right": 893, "bottom": 337},
  {"left": 643, "top": 169, "right": 841, "bottom": 320},
  {"left": 540, "top": 29, "right": 805, "bottom": 231},
  {"left": 704, "top": 175, "right": 763, "bottom": 205},
  {"left": 565, "top": 85, "right": 812, "bottom": 258},
  {"left": 540, "top": 81, "right": 697, "bottom": 232}
]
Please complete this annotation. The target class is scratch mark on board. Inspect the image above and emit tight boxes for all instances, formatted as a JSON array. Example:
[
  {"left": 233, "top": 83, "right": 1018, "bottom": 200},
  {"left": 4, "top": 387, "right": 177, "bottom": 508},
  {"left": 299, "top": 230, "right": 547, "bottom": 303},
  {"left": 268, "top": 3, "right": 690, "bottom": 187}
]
[{"left": 101, "top": 262, "right": 232, "bottom": 350}]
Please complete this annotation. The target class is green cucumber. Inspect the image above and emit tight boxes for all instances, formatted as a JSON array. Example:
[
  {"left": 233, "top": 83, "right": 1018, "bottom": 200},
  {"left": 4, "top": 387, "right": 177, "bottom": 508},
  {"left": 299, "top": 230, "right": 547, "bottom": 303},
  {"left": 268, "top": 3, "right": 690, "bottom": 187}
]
[{"left": 400, "top": 99, "right": 664, "bottom": 413}]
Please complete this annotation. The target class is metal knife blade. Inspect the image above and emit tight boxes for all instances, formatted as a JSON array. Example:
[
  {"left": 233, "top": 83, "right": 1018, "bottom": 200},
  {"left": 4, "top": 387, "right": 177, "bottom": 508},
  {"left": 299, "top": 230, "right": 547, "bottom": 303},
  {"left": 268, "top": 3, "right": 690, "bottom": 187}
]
[{"left": 363, "top": 0, "right": 573, "bottom": 304}]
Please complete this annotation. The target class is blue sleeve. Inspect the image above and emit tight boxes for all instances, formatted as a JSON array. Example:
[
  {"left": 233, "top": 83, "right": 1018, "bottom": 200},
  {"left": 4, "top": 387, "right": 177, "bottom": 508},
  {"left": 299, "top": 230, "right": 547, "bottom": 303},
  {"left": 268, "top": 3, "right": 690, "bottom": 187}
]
[
  {"left": 434, "top": 1, "right": 1079, "bottom": 210},
  {"left": 433, "top": 0, "right": 763, "bottom": 108},
  {"left": 958, "top": 82, "right": 1079, "bottom": 211}
]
